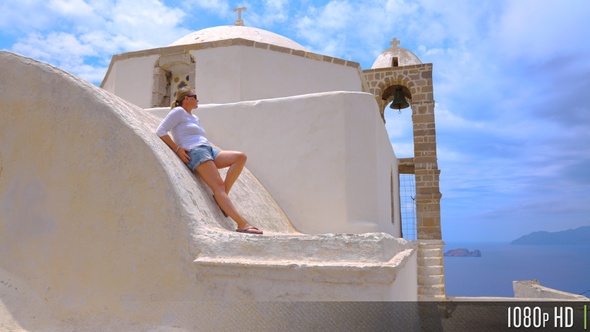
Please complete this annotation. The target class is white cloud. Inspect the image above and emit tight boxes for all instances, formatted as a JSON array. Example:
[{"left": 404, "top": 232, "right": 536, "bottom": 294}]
[
  {"left": 293, "top": 0, "right": 398, "bottom": 60},
  {"left": 191, "top": 0, "right": 230, "bottom": 14},
  {"left": 13, "top": 32, "right": 94, "bottom": 62},
  {"left": 260, "top": 0, "right": 289, "bottom": 24},
  {"left": 49, "top": 0, "right": 95, "bottom": 16},
  {"left": 109, "top": 0, "right": 188, "bottom": 48},
  {"left": 391, "top": 142, "right": 414, "bottom": 158},
  {"left": 492, "top": 0, "right": 590, "bottom": 62},
  {"left": 5, "top": 0, "right": 190, "bottom": 83},
  {"left": 436, "top": 106, "right": 486, "bottom": 131},
  {"left": 12, "top": 32, "right": 107, "bottom": 82},
  {"left": 228, "top": 0, "right": 291, "bottom": 29},
  {"left": 0, "top": 1, "right": 57, "bottom": 32},
  {"left": 294, "top": 2, "right": 351, "bottom": 46}
]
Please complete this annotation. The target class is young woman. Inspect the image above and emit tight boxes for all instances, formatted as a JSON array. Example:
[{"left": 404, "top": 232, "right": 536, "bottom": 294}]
[{"left": 156, "top": 87, "right": 263, "bottom": 234}]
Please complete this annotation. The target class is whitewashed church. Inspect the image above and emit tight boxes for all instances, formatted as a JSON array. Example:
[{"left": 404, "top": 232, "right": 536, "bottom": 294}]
[{"left": 0, "top": 8, "right": 455, "bottom": 330}]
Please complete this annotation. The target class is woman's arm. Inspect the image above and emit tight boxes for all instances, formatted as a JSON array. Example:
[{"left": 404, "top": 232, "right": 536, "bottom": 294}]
[
  {"left": 159, "top": 134, "right": 190, "bottom": 163},
  {"left": 156, "top": 108, "right": 191, "bottom": 163}
]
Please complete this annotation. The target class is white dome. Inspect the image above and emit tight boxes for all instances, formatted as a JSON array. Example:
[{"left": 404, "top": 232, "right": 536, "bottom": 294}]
[
  {"left": 169, "top": 25, "right": 307, "bottom": 51},
  {"left": 371, "top": 39, "right": 422, "bottom": 69}
]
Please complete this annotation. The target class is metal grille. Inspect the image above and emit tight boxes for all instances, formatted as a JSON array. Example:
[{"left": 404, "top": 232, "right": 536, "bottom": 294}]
[{"left": 400, "top": 173, "right": 417, "bottom": 240}]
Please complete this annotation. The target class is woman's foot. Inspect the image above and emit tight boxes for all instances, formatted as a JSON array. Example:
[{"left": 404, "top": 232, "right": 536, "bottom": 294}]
[{"left": 236, "top": 226, "right": 263, "bottom": 235}]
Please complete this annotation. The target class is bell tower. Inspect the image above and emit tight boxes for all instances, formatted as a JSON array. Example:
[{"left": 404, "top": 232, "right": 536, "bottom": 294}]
[{"left": 364, "top": 38, "right": 446, "bottom": 301}]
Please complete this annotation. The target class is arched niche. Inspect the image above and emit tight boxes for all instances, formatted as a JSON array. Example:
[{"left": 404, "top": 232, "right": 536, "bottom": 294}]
[{"left": 152, "top": 53, "right": 196, "bottom": 107}]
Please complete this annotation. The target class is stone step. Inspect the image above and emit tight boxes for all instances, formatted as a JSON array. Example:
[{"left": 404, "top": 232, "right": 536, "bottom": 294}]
[
  {"left": 192, "top": 230, "right": 419, "bottom": 301},
  {"left": 418, "top": 274, "right": 445, "bottom": 285},
  {"left": 417, "top": 248, "right": 443, "bottom": 258},
  {"left": 418, "top": 294, "right": 446, "bottom": 301},
  {"left": 193, "top": 234, "right": 419, "bottom": 301},
  {"left": 417, "top": 256, "right": 443, "bottom": 266},
  {"left": 418, "top": 284, "right": 445, "bottom": 296},
  {"left": 194, "top": 247, "right": 415, "bottom": 285},
  {"left": 195, "top": 230, "right": 415, "bottom": 264},
  {"left": 418, "top": 265, "right": 444, "bottom": 275}
]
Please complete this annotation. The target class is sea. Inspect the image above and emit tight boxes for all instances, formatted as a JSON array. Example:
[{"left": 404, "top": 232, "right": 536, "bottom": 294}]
[{"left": 443, "top": 242, "right": 590, "bottom": 298}]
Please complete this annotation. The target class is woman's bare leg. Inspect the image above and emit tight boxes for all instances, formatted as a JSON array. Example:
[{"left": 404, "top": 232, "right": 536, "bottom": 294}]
[
  {"left": 213, "top": 151, "right": 247, "bottom": 194},
  {"left": 195, "top": 160, "right": 262, "bottom": 234}
]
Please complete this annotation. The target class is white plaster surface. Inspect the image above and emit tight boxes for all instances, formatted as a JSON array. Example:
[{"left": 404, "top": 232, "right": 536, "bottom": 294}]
[
  {"left": 371, "top": 46, "right": 422, "bottom": 69},
  {"left": 1, "top": 51, "right": 417, "bottom": 330},
  {"left": 148, "top": 91, "right": 400, "bottom": 236},
  {"left": 513, "top": 280, "right": 590, "bottom": 301},
  {"left": 191, "top": 46, "right": 363, "bottom": 103},
  {"left": 102, "top": 45, "right": 363, "bottom": 107},
  {"left": 101, "top": 54, "right": 160, "bottom": 107},
  {"left": 169, "top": 25, "right": 307, "bottom": 51}
]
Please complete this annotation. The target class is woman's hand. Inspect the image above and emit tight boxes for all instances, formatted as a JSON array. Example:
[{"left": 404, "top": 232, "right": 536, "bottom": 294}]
[
  {"left": 176, "top": 147, "right": 190, "bottom": 163},
  {"left": 159, "top": 135, "right": 191, "bottom": 163}
]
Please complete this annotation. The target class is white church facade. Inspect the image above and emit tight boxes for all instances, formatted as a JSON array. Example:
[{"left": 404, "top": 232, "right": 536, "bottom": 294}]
[
  {"left": 100, "top": 18, "right": 443, "bottom": 244},
  {"left": 101, "top": 15, "right": 446, "bottom": 297},
  {"left": 0, "top": 11, "right": 450, "bottom": 331}
]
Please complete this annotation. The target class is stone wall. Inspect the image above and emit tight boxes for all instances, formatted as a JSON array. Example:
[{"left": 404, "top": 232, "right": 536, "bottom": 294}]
[
  {"left": 513, "top": 280, "right": 590, "bottom": 301},
  {"left": 364, "top": 64, "right": 445, "bottom": 300}
]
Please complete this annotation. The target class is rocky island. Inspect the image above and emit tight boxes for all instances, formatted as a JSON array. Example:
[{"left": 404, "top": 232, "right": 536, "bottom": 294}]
[
  {"left": 443, "top": 248, "right": 481, "bottom": 257},
  {"left": 511, "top": 225, "right": 590, "bottom": 245}
]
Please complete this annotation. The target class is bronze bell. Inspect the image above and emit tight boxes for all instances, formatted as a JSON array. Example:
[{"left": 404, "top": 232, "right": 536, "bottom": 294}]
[{"left": 390, "top": 89, "right": 409, "bottom": 113}]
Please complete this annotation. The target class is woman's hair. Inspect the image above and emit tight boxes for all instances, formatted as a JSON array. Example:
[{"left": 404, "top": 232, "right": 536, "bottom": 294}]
[{"left": 171, "top": 86, "right": 193, "bottom": 108}]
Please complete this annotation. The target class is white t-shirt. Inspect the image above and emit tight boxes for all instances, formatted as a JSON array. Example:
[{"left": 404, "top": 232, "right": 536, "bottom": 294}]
[{"left": 156, "top": 107, "right": 210, "bottom": 149}]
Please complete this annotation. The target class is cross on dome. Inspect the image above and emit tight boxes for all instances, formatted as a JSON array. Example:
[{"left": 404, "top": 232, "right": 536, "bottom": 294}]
[
  {"left": 234, "top": 7, "right": 247, "bottom": 26},
  {"left": 389, "top": 38, "right": 400, "bottom": 49}
]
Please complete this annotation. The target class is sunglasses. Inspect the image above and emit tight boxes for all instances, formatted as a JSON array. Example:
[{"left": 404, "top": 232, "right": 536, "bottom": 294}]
[{"left": 186, "top": 94, "right": 198, "bottom": 99}]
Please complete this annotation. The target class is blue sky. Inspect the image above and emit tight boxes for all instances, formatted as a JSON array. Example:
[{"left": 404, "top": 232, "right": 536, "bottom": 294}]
[{"left": 1, "top": 0, "right": 589, "bottom": 243}]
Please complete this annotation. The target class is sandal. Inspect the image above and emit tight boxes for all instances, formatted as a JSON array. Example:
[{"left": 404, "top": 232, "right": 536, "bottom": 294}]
[{"left": 236, "top": 226, "right": 263, "bottom": 235}]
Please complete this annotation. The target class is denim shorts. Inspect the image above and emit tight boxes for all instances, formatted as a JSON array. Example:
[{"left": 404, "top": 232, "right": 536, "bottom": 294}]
[{"left": 185, "top": 145, "right": 221, "bottom": 171}]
